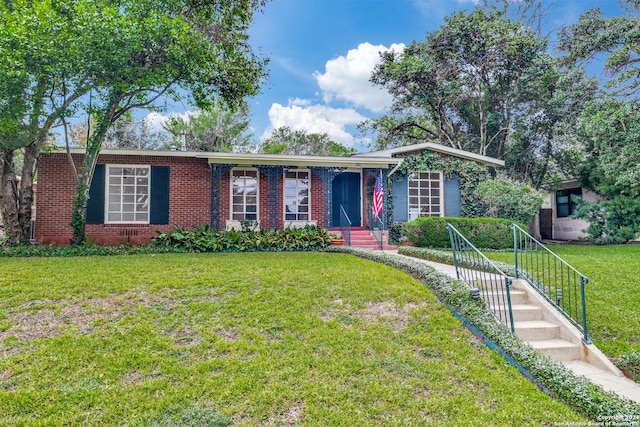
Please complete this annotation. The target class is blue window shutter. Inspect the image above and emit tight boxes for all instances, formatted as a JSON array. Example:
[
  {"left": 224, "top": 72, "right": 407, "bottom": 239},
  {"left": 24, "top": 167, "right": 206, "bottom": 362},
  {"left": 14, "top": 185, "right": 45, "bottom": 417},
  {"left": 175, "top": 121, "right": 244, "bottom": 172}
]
[
  {"left": 150, "top": 166, "right": 170, "bottom": 224},
  {"left": 392, "top": 175, "right": 409, "bottom": 223},
  {"left": 86, "top": 164, "right": 105, "bottom": 224},
  {"left": 444, "top": 177, "right": 461, "bottom": 217}
]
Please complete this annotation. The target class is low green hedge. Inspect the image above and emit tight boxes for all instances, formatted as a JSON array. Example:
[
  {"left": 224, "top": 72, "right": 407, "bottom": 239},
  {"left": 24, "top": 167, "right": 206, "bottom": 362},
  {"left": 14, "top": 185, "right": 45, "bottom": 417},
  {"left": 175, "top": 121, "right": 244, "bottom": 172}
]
[
  {"left": 402, "top": 217, "right": 524, "bottom": 250},
  {"left": 397, "top": 246, "right": 517, "bottom": 276},
  {"left": 0, "top": 225, "right": 333, "bottom": 257},
  {"left": 151, "top": 224, "right": 333, "bottom": 252},
  {"left": 327, "top": 246, "right": 640, "bottom": 420}
]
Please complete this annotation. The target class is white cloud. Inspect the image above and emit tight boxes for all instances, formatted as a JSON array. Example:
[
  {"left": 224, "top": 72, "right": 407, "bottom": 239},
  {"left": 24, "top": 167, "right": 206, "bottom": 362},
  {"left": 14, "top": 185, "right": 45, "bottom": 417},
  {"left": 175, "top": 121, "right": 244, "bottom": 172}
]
[
  {"left": 288, "top": 97, "right": 312, "bottom": 107},
  {"left": 313, "top": 42, "right": 404, "bottom": 113},
  {"left": 263, "top": 101, "right": 367, "bottom": 147}
]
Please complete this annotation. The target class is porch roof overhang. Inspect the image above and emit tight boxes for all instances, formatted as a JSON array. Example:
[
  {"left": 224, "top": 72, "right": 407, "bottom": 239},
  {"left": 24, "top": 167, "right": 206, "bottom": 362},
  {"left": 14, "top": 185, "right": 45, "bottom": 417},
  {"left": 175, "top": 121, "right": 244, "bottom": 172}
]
[
  {"left": 197, "top": 152, "right": 402, "bottom": 169},
  {"left": 354, "top": 142, "right": 505, "bottom": 168},
  {"left": 55, "top": 148, "right": 402, "bottom": 169}
]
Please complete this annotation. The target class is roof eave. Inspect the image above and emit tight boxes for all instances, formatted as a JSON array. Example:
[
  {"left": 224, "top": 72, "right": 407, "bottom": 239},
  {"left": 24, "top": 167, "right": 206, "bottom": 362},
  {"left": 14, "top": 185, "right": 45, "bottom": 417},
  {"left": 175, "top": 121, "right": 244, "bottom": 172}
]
[
  {"left": 52, "top": 148, "right": 402, "bottom": 169},
  {"left": 200, "top": 152, "right": 402, "bottom": 168},
  {"left": 355, "top": 142, "right": 504, "bottom": 167}
]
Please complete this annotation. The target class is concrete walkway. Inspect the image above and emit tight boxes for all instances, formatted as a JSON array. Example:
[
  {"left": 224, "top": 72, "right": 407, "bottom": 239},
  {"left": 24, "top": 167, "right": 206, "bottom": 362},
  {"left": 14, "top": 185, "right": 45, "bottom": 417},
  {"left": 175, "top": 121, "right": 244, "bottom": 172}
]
[{"left": 385, "top": 250, "right": 640, "bottom": 405}]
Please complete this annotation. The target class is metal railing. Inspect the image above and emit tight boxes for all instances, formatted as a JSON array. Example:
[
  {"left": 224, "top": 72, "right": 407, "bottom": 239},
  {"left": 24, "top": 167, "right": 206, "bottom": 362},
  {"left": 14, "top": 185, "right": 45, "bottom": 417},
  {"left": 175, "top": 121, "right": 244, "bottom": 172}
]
[
  {"left": 513, "top": 224, "right": 589, "bottom": 343},
  {"left": 339, "top": 205, "right": 351, "bottom": 246},
  {"left": 447, "top": 223, "right": 515, "bottom": 332},
  {"left": 368, "top": 205, "right": 384, "bottom": 250}
]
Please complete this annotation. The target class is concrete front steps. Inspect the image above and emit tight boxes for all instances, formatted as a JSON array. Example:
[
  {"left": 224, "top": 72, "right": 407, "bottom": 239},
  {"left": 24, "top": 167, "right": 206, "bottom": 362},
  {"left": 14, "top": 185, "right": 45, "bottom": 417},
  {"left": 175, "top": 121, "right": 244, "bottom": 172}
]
[
  {"left": 484, "top": 278, "right": 640, "bottom": 403},
  {"left": 331, "top": 227, "right": 396, "bottom": 250}
]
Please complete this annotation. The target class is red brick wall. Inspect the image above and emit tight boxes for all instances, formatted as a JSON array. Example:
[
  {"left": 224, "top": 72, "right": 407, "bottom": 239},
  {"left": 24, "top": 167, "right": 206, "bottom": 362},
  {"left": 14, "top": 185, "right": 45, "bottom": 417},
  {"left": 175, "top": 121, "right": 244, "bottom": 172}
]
[
  {"left": 221, "top": 168, "right": 327, "bottom": 230},
  {"left": 311, "top": 171, "right": 326, "bottom": 228},
  {"left": 37, "top": 156, "right": 334, "bottom": 244},
  {"left": 36, "top": 153, "right": 210, "bottom": 245}
]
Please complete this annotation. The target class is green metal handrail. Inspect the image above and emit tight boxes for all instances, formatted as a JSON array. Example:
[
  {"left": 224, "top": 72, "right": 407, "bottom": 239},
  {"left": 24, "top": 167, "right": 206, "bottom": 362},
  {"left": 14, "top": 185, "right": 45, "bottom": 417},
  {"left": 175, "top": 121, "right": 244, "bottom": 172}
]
[
  {"left": 368, "top": 205, "right": 384, "bottom": 250},
  {"left": 339, "top": 205, "right": 351, "bottom": 246},
  {"left": 447, "top": 223, "right": 515, "bottom": 332},
  {"left": 512, "top": 224, "right": 589, "bottom": 343}
]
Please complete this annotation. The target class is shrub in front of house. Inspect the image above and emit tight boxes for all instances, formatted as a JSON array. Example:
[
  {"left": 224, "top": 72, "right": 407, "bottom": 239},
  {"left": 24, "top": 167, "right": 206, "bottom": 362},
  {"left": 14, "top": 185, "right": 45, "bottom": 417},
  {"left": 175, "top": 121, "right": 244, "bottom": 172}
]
[
  {"left": 151, "top": 224, "right": 333, "bottom": 252},
  {"left": 403, "top": 217, "right": 523, "bottom": 249},
  {"left": 0, "top": 225, "right": 333, "bottom": 257},
  {"left": 388, "top": 223, "right": 404, "bottom": 244}
]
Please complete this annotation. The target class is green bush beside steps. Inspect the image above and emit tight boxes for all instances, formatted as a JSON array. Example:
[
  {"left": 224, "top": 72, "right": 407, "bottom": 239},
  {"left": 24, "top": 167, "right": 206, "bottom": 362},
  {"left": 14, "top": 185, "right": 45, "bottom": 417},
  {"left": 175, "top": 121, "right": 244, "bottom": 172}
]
[{"left": 399, "top": 217, "right": 525, "bottom": 250}]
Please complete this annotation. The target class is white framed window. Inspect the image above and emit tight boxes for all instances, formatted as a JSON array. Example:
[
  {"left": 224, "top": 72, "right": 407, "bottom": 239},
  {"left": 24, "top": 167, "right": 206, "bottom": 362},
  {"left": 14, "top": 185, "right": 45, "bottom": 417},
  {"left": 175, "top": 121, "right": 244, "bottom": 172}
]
[
  {"left": 284, "top": 170, "right": 310, "bottom": 221},
  {"left": 408, "top": 171, "right": 442, "bottom": 220},
  {"left": 105, "top": 165, "right": 150, "bottom": 224},
  {"left": 231, "top": 168, "right": 259, "bottom": 221}
]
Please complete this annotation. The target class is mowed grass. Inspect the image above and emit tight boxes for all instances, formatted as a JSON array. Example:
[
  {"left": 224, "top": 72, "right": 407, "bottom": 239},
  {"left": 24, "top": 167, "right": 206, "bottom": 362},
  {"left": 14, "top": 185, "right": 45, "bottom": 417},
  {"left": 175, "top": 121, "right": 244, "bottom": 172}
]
[
  {"left": 0, "top": 253, "right": 586, "bottom": 425},
  {"left": 484, "top": 245, "right": 640, "bottom": 358}
]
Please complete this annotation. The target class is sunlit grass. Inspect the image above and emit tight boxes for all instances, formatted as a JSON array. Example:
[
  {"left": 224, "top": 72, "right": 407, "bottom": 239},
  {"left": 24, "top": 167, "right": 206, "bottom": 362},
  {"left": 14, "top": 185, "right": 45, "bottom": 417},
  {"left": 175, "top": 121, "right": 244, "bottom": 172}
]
[{"left": 0, "top": 253, "right": 586, "bottom": 425}]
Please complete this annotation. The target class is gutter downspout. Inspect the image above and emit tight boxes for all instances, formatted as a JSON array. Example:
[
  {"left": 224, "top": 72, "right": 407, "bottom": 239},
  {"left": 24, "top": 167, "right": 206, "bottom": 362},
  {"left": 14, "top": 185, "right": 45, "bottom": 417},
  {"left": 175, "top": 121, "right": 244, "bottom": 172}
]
[{"left": 386, "top": 160, "right": 404, "bottom": 178}]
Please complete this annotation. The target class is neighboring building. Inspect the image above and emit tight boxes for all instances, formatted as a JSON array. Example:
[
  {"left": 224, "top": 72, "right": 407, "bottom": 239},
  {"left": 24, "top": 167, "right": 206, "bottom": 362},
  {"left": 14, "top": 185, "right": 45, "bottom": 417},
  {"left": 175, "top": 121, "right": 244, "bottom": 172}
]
[
  {"left": 539, "top": 180, "right": 600, "bottom": 241},
  {"left": 35, "top": 143, "right": 503, "bottom": 245}
]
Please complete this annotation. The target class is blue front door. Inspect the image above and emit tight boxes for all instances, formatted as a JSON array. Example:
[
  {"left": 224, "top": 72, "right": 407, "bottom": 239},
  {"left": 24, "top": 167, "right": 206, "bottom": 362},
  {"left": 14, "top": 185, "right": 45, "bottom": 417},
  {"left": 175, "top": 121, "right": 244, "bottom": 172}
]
[{"left": 332, "top": 172, "right": 361, "bottom": 227}]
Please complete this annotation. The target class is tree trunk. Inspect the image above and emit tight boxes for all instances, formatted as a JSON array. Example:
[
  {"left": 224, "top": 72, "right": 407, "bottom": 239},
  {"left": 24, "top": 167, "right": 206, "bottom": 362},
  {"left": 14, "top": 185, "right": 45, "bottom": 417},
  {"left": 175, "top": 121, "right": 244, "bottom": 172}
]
[
  {"left": 70, "top": 157, "right": 93, "bottom": 246},
  {"left": 0, "top": 150, "right": 22, "bottom": 245},
  {"left": 18, "top": 143, "right": 39, "bottom": 241},
  {"left": 69, "top": 90, "right": 123, "bottom": 245},
  {"left": 0, "top": 144, "right": 42, "bottom": 246}
]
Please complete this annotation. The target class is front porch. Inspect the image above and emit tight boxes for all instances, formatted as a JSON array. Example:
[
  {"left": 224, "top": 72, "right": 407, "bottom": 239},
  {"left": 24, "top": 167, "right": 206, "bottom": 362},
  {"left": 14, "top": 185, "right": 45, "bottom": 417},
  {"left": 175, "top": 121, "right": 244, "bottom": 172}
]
[{"left": 205, "top": 152, "right": 400, "bottom": 235}]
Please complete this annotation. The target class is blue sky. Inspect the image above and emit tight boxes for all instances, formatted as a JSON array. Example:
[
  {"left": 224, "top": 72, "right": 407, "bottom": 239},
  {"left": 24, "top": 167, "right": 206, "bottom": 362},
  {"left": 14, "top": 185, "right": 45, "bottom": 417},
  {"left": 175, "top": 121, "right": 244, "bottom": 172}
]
[{"left": 146, "top": 0, "right": 624, "bottom": 152}]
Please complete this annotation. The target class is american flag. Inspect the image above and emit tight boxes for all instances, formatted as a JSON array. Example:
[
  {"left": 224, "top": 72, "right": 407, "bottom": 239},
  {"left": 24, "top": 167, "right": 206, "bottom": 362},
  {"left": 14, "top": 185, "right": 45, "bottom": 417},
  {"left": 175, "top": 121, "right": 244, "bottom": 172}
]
[{"left": 372, "top": 170, "right": 384, "bottom": 219}]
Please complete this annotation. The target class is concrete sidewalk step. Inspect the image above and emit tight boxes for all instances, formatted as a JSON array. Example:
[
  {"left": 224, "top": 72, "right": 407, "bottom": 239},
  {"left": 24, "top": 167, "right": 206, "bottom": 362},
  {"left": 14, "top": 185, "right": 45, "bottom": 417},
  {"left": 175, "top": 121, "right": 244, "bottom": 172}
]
[
  {"left": 562, "top": 361, "right": 640, "bottom": 403},
  {"left": 513, "top": 320, "right": 560, "bottom": 341},
  {"left": 528, "top": 339, "right": 582, "bottom": 361},
  {"left": 490, "top": 304, "right": 543, "bottom": 321}
]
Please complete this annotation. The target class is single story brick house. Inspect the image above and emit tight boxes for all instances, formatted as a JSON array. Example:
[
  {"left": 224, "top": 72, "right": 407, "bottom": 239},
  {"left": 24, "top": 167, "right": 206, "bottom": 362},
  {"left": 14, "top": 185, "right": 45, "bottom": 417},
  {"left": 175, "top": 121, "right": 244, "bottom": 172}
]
[{"left": 35, "top": 143, "right": 503, "bottom": 245}]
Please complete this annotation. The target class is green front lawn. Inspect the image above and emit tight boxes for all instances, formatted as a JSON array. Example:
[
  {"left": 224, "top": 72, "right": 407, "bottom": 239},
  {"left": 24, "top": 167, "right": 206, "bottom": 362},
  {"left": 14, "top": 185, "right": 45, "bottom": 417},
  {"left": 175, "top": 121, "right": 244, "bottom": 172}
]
[
  {"left": 0, "top": 253, "right": 586, "bottom": 425},
  {"left": 484, "top": 245, "right": 640, "bottom": 359}
]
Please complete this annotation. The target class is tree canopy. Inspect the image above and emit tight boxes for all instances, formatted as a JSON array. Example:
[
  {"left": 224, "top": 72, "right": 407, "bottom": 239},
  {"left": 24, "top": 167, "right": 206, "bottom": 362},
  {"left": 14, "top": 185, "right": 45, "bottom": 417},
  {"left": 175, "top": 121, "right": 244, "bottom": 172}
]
[
  {"left": 365, "top": 6, "right": 597, "bottom": 190},
  {"left": 370, "top": 8, "right": 546, "bottom": 158},
  {"left": 162, "top": 103, "right": 254, "bottom": 153},
  {"left": 58, "top": 0, "right": 268, "bottom": 244},
  {"left": 559, "top": 0, "right": 640, "bottom": 98},
  {"left": 557, "top": 0, "right": 640, "bottom": 243},
  {"left": 0, "top": 0, "right": 86, "bottom": 244},
  {"left": 260, "top": 127, "right": 357, "bottom": 156}
]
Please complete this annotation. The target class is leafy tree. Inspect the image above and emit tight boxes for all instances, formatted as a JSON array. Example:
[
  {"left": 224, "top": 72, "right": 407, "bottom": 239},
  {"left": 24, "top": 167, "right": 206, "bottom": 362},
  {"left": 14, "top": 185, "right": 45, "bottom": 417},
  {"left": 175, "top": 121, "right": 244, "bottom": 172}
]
[
  {"left": 260, "top": 127, "right": 357, "bottom": 156},
  {"left": 365, "top": 7, "right": 596, "bottom": 190},
  {"left": 569, "top": 98, "right": 640, "bottom": 243},
  {"left": 558, "top": 0, "right": 640, "bottom": 97},
  {"left": 162, "top": 102, "right": 254, "bottom": 152},
  {"left": 558, "top": 1, "right": 640, "bottom": 242},
  {"left": 474, "top": 174, "right": 544, "bottom": 224},
  {"left": 506, "top": 61, "right": 597, "bottom": 188},
  {"left": 369, "top": 8, "right": 547, "bottom": 159},
  {"left": 105, "top": 115, "right": 169, "bottom": 150},
  {"left": 0, "top": 0, "right": 89, "bottom": 245},
  {"left": 66, "top": 118, "right": 94, "bottom": 148},
  {"left": 67, "top": 115, "right": 169, "bottom": 149},
  {"left": 62, "top": 0, "right": 267, "bottom": 245}
]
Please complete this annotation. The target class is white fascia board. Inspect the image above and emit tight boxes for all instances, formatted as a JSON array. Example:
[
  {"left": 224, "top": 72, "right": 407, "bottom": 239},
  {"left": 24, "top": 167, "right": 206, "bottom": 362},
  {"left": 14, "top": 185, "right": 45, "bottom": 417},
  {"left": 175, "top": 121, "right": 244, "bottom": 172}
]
[
  {"left": 54, "top": 148, "right": 402, "bottom": 169},
  {"left": 355, "top": 142, "right": 504, "bottom": 167},
  {"left": 54, "top": 147, "right": 199, "bottom": 158},
  {"left": 198, "top": 152, "right": 402, "bottom": 169}
]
